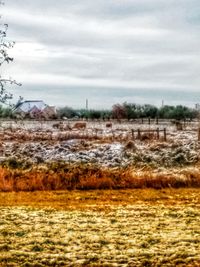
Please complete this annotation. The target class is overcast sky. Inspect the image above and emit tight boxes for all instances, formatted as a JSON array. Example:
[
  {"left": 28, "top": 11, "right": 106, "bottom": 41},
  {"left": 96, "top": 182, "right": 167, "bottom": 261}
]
[{"left": 2, "top": 0, "right": 200, "bottom": 108}]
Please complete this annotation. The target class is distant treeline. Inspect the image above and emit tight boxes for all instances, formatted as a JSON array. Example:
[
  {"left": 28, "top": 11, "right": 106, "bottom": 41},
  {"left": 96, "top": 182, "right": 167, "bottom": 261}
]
[
  {"left": 0, "top": 103, "right": 198, "bottom": 120},
  {"left": 58, "top": 103, "right": 198, "bottom": 121}
]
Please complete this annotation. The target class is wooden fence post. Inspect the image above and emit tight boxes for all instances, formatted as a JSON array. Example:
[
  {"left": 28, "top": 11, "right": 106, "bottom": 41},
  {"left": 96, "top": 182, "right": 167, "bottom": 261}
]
[
  {"left": 156, "top": 117, "right": 159, "bottom": 125},
  {"left": 131, "top": 129, "right": 135, "bottom": 140},
  {"left": 156, "top": 128, "right": 160, "bottom": 140},
  {"left": 148, "top": 117, "right": 150, "bottom": 125},
  {"left": 95, "top": 128, "right": 98, "bottom": 139},
  {"left": 137, "top": 129, "right": 141, "bottom": 140},
  {"left": 112, "top": 130, "right": 115, "bottom": 141},
  {"left": 163, "top": 128, "right": 167, "bottom": 141},
  {"left": 198, "top": 128, "right": 200, "bottom": 141},
  {"left": 184, "top": 118, "right": 186, "bottom": 128}
]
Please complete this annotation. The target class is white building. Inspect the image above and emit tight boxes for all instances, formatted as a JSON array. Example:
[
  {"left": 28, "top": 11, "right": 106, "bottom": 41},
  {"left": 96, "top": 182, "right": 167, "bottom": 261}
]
[{"left": 14, "top": 100, "right": 56, "bottom": 119}]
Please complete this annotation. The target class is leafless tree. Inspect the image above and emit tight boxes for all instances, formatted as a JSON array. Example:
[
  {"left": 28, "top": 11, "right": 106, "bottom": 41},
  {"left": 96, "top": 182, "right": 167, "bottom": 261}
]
[{"left": 0, "top": 1, "right": 21, "bottom": 106}]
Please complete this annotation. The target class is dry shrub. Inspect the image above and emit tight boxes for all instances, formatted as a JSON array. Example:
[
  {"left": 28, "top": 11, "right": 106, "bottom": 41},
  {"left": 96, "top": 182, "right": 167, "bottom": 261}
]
[
  {"left": 124, "top": 140, "right": 137, "bottom": 150},
  {"left": 77, "top": 175, "right": 114, "bottom": 190},
  {"left": 179, "top": 168, "right": 200, "bottom": 187},
  {"left": 128, "top": 171, "right": 200, "bottom": 189},
  {"left": 140, "top": 132, "right": 157, "bottom": 141},
  {"left": 0, "top": 168, "right": 14, "bottom": 192}
]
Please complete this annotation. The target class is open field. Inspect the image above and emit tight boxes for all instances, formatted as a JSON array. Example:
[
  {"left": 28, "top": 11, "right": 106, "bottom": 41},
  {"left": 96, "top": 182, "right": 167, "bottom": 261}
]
[
  {"left": 0, "top": 119, "right": 199, "bottom": 191},
  {"left": 0, "top": 189, "right": 200, "bottom": 266},
  {"left": 0, "top": 119, "right": 199, "bottom": 171},
  {"left": 0, "top": 120, "right": 200, "bottom": 266}
]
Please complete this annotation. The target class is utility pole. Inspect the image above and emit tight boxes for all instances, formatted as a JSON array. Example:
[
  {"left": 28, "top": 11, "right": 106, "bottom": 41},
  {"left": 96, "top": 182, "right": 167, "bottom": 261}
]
[{"left": 86, "top": 99, "right": 88, "bottom": 110}]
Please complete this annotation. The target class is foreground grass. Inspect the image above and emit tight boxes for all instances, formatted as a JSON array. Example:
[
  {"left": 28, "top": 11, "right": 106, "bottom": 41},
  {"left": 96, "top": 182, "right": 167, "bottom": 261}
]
[
  {"left": 0, "top": 188, "right": 200, "bottom": 210},
  {"left": 0, "top": 189, "right": 200, "bottom": 266}
]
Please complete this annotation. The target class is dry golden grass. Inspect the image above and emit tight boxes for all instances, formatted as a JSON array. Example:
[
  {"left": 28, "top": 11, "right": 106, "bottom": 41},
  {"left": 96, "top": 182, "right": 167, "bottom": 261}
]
[
  {"left": 0, "top": 188, "right": 200, "bottom": 210},
  {"left": 0, "top": 189, "right": 200, "bottom": 266},
  {"left": 1, "top": 163, "right": 200, "bottom": 191}
]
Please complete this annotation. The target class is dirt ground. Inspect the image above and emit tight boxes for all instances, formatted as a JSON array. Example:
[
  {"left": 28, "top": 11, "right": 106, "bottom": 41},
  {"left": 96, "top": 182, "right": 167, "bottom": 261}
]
[{"left": 0, "top": 189, "right": 200, "bottom": 266}]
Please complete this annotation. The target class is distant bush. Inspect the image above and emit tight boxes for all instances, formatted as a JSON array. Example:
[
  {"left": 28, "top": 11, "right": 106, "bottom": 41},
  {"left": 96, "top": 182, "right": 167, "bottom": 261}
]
[
  {"left": 0, "top": 105, "right": 13, "bottom": 118},
  {"left": 57, "top": 106, "right": 78, "bottom": 119},
  {"left": 158, "top": 105, "right": 197, "bottom": 120},
  {"left": 112, "top": 104, "right": 127, "bottom": 119}
]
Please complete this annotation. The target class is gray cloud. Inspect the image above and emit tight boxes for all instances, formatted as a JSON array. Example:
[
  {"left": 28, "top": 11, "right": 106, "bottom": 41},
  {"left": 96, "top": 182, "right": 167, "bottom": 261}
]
[{"left": 2, "top": 0, "right": 200, "bottom": 108}]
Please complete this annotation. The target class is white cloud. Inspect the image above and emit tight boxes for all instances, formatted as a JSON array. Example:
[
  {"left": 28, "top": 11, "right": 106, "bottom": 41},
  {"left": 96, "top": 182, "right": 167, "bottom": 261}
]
[{"left": 2, "top": 0, "right": 200, "bottom": 108}]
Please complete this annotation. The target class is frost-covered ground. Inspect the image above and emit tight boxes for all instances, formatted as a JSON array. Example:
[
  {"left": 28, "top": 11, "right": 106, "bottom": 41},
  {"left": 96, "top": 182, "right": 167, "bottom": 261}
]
[
  {"left": 2, "top": 139, "right": 200, "bottom": 169},
  {"left": 0, "top": 189, "right": 200, "bottom": 266},
  {"left": 0, "top": 119, "right": 199, "bottom": 168}
]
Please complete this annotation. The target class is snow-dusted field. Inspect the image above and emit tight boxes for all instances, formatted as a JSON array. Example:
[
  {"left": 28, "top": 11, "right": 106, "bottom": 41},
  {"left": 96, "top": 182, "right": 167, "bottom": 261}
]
[{"left": 0, "top": 119, "right": 199, "bottom": 168}]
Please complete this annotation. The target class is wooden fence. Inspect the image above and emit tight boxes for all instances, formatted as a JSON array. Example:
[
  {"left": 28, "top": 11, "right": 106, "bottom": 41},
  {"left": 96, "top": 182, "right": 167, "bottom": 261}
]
[{"left": 131, "top": 128, "right": 167, "bottom": 141}]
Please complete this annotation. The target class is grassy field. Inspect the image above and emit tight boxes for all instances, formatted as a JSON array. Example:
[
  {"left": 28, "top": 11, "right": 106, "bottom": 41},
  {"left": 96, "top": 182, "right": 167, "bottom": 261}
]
[{"left": 0, "top": 189, "right": 200, "bottom": 266}]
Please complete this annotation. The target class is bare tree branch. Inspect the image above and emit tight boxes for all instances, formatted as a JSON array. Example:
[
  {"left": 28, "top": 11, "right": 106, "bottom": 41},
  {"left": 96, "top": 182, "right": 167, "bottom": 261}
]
[{"left": 0, "top": 2, "right": 21, "bottom": 106}]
